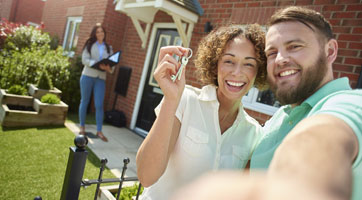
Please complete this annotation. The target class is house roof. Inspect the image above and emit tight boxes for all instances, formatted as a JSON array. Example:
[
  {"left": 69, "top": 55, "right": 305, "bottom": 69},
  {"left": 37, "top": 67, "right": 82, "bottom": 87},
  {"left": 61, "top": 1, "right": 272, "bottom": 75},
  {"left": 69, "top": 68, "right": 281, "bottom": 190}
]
[{"left": 170, "top": 0, "right": 203, "bottom": 16}]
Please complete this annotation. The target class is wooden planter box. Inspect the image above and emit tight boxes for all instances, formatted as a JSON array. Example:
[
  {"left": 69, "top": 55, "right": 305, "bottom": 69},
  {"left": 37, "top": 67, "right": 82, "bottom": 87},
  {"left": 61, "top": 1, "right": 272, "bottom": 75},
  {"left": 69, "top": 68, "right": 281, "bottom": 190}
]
[
  {"left": 28, "top": 84, "right": 62, "bottom": 99},
  {"left": 0, "top": 89, "right": 68, "bottom": 127},
  {"left": 0, "top": 89, "right": 33, "bottom": 107}
]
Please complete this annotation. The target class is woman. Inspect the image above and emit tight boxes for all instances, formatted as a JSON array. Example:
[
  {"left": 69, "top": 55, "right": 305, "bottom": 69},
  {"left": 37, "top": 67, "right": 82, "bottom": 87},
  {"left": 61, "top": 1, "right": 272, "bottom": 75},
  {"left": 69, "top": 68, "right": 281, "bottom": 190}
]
[
  {"left": 136, "top": 24, "right": 267, "bottom": 200},
  {"left": 79, "top": 24, "right": 113, "bottom": 142}
]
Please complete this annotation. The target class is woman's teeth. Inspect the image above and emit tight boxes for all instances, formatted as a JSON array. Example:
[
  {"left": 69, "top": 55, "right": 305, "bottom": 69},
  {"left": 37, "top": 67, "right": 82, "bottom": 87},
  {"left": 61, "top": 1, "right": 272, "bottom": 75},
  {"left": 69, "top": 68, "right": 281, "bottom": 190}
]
[{"left": 227, "top": 81, "right": 245, "bottom": 87}]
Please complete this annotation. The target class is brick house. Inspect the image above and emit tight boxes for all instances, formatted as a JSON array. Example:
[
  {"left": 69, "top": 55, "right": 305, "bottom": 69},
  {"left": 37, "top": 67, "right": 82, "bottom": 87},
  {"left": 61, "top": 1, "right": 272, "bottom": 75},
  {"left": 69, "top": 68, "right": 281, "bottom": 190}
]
[{"left": 2, "top": 0, "right": 361, "bottom": 137}]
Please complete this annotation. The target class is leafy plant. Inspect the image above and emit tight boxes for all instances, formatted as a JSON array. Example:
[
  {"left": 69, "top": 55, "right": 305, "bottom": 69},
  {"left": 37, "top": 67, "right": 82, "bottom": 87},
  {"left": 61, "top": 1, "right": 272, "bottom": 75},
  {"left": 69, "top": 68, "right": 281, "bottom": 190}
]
[
  {"left": 0, "top": 22, "right": 70, "bottom": 93},
  {"left": 37, "top": 71, "right": 53, "bottom": 90},
  {"left": 7, "top": 84, "right": 27, "bottom": 95},
  {"left": 114, "top": 183, "right": 144, "bottom": 200},
  {"left": 40, "top": 93, "right": 60, "bottom": 104},
  {"left": 58, "top": 55, "right": 83, "bottom": 112}
]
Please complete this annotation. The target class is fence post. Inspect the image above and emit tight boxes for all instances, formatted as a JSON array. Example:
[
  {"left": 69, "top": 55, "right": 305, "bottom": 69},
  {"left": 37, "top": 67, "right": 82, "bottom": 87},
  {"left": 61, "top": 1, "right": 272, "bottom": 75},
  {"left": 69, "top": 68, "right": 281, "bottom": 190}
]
[{"left": 60, "top": 135, "right": 89, "bottom": 200}]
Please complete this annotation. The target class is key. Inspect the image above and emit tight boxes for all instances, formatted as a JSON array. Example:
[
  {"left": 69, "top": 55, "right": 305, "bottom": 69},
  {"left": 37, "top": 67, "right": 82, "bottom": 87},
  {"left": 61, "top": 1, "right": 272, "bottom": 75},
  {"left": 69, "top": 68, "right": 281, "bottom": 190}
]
[
  {"left": 170, "top": 48, "right": 193, "bottom": 82},
  {"left": 171, "top": 56, "right": 188, "bottom": 82}
]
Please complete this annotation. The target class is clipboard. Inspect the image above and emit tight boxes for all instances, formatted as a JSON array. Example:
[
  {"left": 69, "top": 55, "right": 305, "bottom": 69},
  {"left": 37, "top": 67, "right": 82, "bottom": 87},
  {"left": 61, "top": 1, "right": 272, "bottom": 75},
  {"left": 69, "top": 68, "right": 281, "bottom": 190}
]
[{"left": 91, "top": 51, "right": 122, "bottom": 71}]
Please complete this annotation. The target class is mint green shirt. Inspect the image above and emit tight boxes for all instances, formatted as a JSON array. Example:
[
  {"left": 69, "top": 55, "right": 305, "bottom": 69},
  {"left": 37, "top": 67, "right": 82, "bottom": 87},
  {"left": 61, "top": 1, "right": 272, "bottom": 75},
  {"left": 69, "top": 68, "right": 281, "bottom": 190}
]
[{"left": 250, "top": 78, "right": 362, "bottom": 200}]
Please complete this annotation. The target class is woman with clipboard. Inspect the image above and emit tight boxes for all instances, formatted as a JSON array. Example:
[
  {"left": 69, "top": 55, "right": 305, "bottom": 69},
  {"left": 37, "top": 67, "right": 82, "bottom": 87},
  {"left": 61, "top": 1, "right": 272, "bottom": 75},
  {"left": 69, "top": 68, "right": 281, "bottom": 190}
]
[{"left": 79, "top": 23, "right": 113, "bottom": 142}]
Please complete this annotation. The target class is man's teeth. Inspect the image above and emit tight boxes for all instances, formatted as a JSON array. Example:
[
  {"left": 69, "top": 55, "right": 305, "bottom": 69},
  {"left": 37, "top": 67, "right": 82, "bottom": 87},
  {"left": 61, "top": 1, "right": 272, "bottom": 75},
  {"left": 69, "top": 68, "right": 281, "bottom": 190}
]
[
  {"left": 227, "top": 81, "right": 245, "bottom": 87},
  {"left": 279, "top": 70, "right": 298, "bottom": 77}
]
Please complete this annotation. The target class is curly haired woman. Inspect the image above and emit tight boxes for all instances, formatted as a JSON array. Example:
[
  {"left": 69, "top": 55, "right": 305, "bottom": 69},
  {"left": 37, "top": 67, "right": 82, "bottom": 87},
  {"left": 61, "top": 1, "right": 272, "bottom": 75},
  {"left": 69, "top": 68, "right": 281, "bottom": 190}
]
[{"left": 136, "top": 24, "right": 268, "bottom": 200}]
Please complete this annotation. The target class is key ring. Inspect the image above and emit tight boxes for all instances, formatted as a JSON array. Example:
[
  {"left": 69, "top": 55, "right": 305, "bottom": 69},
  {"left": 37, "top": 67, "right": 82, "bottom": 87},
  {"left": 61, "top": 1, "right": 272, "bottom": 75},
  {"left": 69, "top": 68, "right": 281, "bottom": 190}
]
[{"left": 185, "top": 48, "right": 193, "bottom": 59}]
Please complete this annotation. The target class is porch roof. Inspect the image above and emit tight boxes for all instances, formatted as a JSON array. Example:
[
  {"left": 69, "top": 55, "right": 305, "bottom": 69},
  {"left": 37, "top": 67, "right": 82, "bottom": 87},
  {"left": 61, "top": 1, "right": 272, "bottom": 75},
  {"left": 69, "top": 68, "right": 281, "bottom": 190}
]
[{"left": 114, "top": 0, "right": 203, "bottom": 48}]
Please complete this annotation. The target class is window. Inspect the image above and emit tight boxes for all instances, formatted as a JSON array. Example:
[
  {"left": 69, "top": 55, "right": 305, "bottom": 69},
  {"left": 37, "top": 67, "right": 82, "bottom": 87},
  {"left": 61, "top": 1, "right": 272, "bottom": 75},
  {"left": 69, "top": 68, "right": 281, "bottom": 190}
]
[
  {"left": 242, "top": 88, "right": 281, "bottom": 116},
  {"left": 62, "top": 17, "right": 82, "bottom": 57}
]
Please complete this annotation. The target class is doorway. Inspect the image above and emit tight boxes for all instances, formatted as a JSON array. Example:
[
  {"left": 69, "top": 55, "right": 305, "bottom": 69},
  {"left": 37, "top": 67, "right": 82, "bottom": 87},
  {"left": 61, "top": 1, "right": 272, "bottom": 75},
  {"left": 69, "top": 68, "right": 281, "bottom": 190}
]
[{"left": 134, "top": 28, "right": 181, "bottom": 136}]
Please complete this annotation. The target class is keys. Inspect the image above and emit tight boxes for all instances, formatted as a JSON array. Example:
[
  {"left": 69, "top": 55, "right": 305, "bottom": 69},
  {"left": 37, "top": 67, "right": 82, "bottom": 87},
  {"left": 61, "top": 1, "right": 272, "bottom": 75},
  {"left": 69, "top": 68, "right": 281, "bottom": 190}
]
[{"left": 171, "top": 48, "right": 193, "bottom": 82}]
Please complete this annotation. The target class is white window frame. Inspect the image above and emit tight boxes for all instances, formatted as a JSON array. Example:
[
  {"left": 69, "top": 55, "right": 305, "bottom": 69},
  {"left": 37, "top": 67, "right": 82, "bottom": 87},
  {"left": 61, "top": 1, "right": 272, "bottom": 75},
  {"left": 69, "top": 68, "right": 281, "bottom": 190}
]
[
  {"left": 62, "top": 16, "right": 82, "bottom": 57},
  {"left": 242, "top": 87, "right": 279, "bottom": 116}
]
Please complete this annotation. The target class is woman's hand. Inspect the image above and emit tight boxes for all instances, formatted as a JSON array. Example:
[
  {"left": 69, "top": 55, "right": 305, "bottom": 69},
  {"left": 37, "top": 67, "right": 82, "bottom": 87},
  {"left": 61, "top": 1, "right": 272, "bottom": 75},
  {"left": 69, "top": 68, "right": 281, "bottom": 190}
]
[
  {"left": 99, "top": 64, "right": 112, "bottom": 73},
  {"left": 154, "top": 46, "right": 190, "bottom": 102}
]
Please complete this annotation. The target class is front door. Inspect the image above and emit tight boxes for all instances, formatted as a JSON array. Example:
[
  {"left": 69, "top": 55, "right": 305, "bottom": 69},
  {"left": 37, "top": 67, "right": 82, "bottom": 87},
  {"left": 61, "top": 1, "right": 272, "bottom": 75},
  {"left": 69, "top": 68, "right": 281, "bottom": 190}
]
[{"left": 135, "top": 29, "right": 181, "bottom": 135}]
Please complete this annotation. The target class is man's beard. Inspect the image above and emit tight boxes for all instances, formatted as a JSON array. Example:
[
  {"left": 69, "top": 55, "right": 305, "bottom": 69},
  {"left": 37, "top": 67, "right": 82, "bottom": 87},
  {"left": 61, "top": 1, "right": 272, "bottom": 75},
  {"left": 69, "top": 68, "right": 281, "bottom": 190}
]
[{"left": 268, "top": 52, "right": 328, "bottom": 106}]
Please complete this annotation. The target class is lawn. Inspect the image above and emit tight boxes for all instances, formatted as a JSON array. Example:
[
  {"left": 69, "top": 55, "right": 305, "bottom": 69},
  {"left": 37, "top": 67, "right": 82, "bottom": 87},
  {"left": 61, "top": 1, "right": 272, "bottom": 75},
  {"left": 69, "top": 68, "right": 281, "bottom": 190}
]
[{"left": 0, "top": 113, "right": 116, "bottom": 199}]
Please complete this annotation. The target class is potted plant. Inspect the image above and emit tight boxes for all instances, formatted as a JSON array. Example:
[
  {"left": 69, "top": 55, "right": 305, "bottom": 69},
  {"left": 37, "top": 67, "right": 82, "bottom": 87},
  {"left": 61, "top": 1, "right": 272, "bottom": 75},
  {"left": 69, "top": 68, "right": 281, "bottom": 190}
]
[
  {"left": 0, "top": 85, "right": 33, "bottom": 107},
  {"left": 28, "top": 71, "right": 62, "bottom": 99},
  {"left": 32, "top": 93, "right": 68, "bottom": 126}
]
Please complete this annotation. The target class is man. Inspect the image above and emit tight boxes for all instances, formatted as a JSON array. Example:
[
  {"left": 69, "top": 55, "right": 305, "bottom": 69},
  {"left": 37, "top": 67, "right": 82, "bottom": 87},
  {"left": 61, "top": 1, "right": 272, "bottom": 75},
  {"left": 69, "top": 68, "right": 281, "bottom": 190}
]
[
  {"left": 250, "top": 6, "right": 361, "bottom": 200},
  {"left": 173, "top": 6, "right": 362, "bottom": 200}
]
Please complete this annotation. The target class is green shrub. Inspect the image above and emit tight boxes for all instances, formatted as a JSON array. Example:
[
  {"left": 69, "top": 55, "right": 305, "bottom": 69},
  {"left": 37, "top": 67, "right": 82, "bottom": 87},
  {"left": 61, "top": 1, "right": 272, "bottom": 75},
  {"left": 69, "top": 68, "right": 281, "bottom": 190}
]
[
  {"left": 41, "top": 93, "right": 60, "bottom": 104},
  {"left": 7, "top": 84, "right": 27, "bottom": 95},
  {"left": 37, "top": 71, "right": 53, "bottom": 90},
  {"left": 0, "top": 24, "right": 70, "bottom": 92},
  {"left": 115, "top": 184, "right": 144, "bottom": 200},
  {"left": 58, "top": 55, "right": 83, "bottom": 112}
]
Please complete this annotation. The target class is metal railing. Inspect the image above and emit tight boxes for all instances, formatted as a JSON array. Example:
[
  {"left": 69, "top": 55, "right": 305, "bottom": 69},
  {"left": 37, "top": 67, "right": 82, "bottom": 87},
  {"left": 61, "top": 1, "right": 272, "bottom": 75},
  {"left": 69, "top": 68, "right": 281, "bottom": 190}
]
[{"left": 58, "top": 135, "right": 142, "bottom": 200}]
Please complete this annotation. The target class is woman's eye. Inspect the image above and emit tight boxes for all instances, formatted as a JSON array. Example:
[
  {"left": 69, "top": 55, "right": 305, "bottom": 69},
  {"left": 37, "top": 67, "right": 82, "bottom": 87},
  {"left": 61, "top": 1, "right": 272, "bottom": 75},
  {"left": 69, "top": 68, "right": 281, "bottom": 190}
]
[
  {"left": 245, "top": 63, "right": 255, "bottom": 68},
  {"left": 224, "top": 60, "right": 233, "bottom": 64}
]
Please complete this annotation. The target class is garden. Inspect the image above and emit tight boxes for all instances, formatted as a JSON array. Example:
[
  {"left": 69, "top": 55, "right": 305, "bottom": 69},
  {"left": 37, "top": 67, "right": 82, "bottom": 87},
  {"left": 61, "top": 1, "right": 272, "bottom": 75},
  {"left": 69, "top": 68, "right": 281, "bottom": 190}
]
[{"left": 0, "top": 19, "right": 140, "bottom": 199}]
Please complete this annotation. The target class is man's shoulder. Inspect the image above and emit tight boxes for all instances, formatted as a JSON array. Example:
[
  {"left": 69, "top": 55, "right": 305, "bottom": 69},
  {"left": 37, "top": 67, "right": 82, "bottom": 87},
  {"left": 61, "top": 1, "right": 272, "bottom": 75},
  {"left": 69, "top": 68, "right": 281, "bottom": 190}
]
[{"left": 317, "top": 89, "right": 362, "bottom": 108}]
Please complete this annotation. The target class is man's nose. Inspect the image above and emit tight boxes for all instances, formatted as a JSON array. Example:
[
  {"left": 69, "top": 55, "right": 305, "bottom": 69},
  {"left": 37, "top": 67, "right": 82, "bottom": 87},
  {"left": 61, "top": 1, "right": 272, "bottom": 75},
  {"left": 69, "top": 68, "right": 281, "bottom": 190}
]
[{"left": 275, "top": 51, "right": 290, "bottom": 66}]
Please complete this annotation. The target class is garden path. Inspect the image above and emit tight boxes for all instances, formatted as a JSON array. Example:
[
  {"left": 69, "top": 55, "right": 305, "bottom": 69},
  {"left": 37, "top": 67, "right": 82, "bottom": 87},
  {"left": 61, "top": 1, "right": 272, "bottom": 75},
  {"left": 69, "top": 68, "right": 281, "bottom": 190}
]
[{"left": 65, "top": 121, "right": 143, "bottom": 178}]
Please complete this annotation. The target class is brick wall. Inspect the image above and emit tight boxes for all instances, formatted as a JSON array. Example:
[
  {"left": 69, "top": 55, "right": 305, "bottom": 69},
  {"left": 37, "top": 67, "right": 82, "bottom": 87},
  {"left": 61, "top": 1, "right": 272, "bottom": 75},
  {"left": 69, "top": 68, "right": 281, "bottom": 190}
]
[
  {"left": 0, "top": 0, "right": 14, "bottom": 20},
  {"left": 112, "top": 0, "right": 361, "bottom": 126},
  {"left": 13, "top": 0, "right": 45, "bottom": 24}
]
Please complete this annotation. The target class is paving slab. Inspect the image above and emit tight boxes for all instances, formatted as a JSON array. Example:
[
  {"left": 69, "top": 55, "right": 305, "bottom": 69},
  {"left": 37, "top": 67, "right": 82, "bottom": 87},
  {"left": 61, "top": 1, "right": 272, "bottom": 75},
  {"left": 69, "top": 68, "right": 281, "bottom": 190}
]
[{"left": 65, "top": 121, "right": 144, "bottom": 178}]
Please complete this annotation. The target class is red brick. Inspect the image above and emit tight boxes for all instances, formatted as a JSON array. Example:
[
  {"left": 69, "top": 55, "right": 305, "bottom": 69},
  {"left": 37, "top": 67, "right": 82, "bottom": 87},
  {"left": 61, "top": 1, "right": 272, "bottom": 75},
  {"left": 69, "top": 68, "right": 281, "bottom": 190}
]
[
  {"left": 345, "top": 58, "right": 362, "bottom": 65},
  {"left": 234, "top": 3, "right": 247, "bottom": 8},
  {"left": 352, "top": 27, "right": 362, "bottom": 34},
  {"left": 349, "top": 42, "right": 362, "bottom": 49},
  {"left": 338, "top": 41, "right": 348, "bottom": 48},
  {"left": 222, "top": 4, "right": 233, "bottom": 8},
  {"left": 346, "top": 4, "right": 362, "bottom": 11},
  {"left": 277, "top": 0, "right": 295, "bottom": 6},
  {"left": 217, "top": 0, "right": 228, "bottom": 3},
  {"left": 314, "top": 0, "right": 336, "bottom": 4},
  {"left": 354, "top": 66, "right": 361, "bottom": 73},
  {"left": 333, "top": 64, "right": 354, "bottom": 72},
  {"left": 340, "top": 73, "right": 360, "bottom": 82},
  {"left": 333, "top": 26, "right": 351, "bottom": 34},
  {"left": 247, "top": 2, "right": 261, "bottom": 7},
  {"left": 261, "top": 1, "right": 276, "bottom": 7},
  {"left": 337, "top": 0, "right": 361, "bottom": 3},
  {"left": 338, "top": 49, "right": 359, "bottom": 57},
  {"left": 323, "top": 5, "right": 345, "bottom": 11},
  {"left": 296, "top": 0, "right": 314, "bottom": 5},
  {"left": 342, "top": 19, "right": 362, "bottom": 26},
  {"left": 338, "top": 34, "right": 362, "bottom": 41},
  {"left": 335, "top": 56, "right": 344, "bottom": 63},
  {"left": 329, "top": 19, "right": 341, "bottom": 26},
  {"left": 333, "top": 12, "right": 357, "bottom": 18}
]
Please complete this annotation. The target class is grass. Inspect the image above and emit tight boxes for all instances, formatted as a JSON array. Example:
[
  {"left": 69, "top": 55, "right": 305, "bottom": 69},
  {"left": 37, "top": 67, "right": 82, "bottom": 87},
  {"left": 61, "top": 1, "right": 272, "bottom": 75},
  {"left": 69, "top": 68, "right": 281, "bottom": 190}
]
[{"left": 0, "top": 121, "right": 116, "bottom": 199}]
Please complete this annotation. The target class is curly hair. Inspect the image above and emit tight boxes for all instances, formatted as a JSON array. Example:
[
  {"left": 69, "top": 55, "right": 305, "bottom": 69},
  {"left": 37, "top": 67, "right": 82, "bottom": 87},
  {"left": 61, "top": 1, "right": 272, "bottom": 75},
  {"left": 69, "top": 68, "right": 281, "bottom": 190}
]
[{"left": 194, "top": 24, "right": 268, "bottom": 90}]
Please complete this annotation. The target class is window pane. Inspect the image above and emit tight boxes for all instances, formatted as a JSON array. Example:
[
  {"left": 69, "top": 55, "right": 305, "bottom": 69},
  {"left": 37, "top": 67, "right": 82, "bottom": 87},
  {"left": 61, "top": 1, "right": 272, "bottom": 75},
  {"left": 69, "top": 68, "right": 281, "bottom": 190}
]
[
  {"left": 256, "top": 90, "right": 281, "bottom": 108},
  {"left": 64, "top": 21, "right": 75, "bottom": 51},
  {"left": 71, "top": 22, "right": 81, "bottom": 51}
]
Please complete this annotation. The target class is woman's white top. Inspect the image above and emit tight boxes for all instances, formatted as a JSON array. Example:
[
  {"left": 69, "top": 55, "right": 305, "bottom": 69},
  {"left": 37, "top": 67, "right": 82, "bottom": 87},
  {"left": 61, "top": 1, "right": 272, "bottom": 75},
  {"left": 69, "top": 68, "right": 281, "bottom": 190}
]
[
  {"left": 140, "top": 85, "right": 263, "bottom": 200},
  {"left": 81, "top": 42, "right": 113, "bottom": 80}
]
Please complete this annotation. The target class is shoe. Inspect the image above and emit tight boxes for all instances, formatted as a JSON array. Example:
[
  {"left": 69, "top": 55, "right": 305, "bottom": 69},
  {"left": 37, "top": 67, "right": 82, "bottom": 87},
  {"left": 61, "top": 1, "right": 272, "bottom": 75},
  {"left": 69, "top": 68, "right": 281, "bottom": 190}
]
[
  {"left": 79, "top": 126, "right": 86, "bottom": 135},
  {"left": 97, "top": 132, "right": 108, "bottom": 142}
]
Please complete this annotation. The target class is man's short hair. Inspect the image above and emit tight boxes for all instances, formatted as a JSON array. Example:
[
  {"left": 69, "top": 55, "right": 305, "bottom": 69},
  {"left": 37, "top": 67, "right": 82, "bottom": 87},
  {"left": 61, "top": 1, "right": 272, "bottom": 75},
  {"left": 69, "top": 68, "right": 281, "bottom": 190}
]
[{"left": 268, "top": 6, "right": 334, "bottom": 41}]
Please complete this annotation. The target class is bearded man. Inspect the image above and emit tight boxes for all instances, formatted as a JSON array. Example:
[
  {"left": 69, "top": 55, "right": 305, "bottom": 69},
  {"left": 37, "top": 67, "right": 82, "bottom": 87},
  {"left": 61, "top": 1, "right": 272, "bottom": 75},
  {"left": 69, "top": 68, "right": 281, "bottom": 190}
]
[{"left": 249, "top": 6, "right": 362, "bottom": 200}]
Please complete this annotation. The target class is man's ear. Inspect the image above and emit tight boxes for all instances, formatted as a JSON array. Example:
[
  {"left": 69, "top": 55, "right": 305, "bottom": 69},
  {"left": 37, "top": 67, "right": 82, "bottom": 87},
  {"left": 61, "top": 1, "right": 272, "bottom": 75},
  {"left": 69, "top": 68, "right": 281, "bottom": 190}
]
[{"left": 325, "top": 39, "right": 338, "bottom": 65}]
